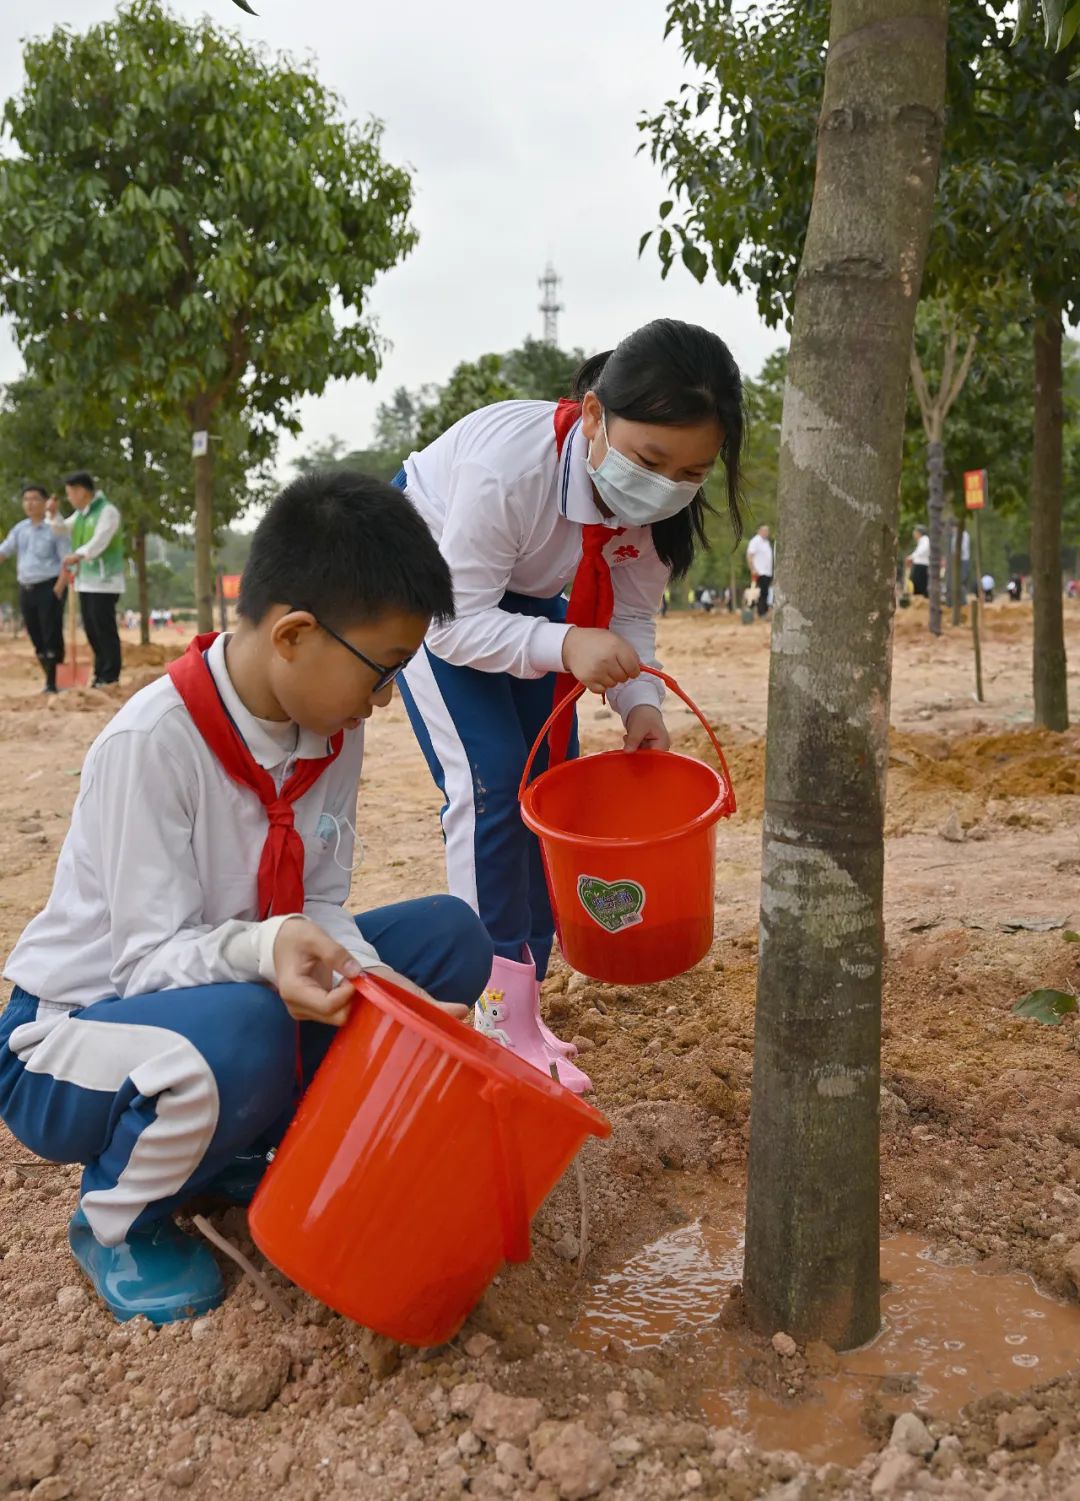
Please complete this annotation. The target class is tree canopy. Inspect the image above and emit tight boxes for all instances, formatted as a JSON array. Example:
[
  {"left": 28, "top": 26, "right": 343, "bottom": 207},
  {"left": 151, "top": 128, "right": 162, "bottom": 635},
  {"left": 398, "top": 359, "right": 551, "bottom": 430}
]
[{"left": 0, "top": 0, "right": 417, "bottom": 626}]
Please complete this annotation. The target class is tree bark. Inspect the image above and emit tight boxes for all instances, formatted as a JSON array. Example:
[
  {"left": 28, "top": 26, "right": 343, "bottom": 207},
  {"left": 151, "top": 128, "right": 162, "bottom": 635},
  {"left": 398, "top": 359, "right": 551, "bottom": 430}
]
[
  {"left": 1031, "top": 306, "right": 1068, "bottom": 730},
  {"left": 192, "top": 411, "right": 214, "bottom": 635},
  {"left": 927, "top": 438, "right": 945, "bottom": 636},
  {"left": 743, "top": 0, "right": 946, "bottom": 1350},
  {"left": 133, "top": 522, "right": 151, "bottom": 647}
]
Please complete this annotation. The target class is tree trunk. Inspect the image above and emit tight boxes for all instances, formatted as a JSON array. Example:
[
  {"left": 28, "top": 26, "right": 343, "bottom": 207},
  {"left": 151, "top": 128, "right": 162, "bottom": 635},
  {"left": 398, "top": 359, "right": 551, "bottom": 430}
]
[
  {"left": 743, "top": 0, "right": 946, "bottom": 1350},
  {"left": 193, "top": 419, "right": 214, "bottom": 635},
  {"left": 1031, "top": 307, "right": 1068, "bottom": 730},
  {"left": 927, "top": 439, "right": 944, "bottom": 636},
  {"left": 133, "top": 523, "right": 151, "bottom": 647}
]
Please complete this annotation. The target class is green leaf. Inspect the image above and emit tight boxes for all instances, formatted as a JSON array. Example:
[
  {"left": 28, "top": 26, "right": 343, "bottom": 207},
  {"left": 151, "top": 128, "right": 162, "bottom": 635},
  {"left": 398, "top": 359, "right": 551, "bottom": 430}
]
[
  {"left": 1011, "top": 989, "right": 1078, "bottom": 1025},
  {"left": 1058, "top": 1, "right": 1080, "bottom": 49},
  {"left": 1012, "top": 0, "right": 1036, "bottom": 45},
  {"left": 231, "top": 0, "right": 258, "bottom": 11},
  {"left": 1044, "top": 0, "right": 1069, "bottom": 46},
  {"left": 681, "top": 243, "right": 708, "bottom": 282},
  {"left": 1063, "top": 931, "right": 1080, "bottom": 943}
]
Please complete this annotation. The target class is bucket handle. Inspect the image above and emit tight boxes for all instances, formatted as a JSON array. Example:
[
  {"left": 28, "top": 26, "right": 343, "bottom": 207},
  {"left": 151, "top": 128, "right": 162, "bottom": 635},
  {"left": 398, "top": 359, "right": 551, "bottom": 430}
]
[
  {"left": 518, "top": 665, "right": 736, "bottom": 815},
  {"left": 480, "top": 1080, "right": 532, "bottom": 1264}
]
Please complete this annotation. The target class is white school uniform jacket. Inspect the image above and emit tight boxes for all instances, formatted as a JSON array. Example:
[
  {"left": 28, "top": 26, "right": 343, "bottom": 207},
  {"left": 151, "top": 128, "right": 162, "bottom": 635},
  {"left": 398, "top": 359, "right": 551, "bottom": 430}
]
[
  {"left": 746, "top": 534, "right": 774, "bottom": 578},
  {"left": 402, "top": 400, "right": 669, "bottom": 719},
  {"left": 4, "top": 634, "right": 378, "bottom": 1012}
]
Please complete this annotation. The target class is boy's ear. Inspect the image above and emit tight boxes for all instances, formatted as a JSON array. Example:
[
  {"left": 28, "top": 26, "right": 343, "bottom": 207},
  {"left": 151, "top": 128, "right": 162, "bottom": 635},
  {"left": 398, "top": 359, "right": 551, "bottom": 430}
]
[{"left": 269, "top": 608, "right": 318, "bottom": 661}]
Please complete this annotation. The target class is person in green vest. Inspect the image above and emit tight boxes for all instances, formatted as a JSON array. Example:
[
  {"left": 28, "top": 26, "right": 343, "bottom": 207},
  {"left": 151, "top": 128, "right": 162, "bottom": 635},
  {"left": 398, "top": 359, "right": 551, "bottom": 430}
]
[{"left": 48, "top": 471, "right": 125, "bottom": 687}]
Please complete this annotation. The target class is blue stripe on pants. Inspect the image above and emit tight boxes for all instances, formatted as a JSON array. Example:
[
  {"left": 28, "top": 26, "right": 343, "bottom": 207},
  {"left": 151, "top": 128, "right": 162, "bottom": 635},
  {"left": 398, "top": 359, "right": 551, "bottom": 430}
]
[
  {"left": 392, "top": 465, "right": 579, "bottom": 977},
  {"left": 0, "top": 896, "right": 491, "bottom": 1243}
]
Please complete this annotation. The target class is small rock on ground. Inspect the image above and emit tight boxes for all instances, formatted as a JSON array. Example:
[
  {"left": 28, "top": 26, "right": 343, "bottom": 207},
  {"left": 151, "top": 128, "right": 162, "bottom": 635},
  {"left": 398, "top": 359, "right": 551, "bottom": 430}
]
[
  {"left": 996, "top": 1404, "right": 1050, "bottom": 1450},
  {"left": 207, "top": 1348, "right": 289, "bottom": 1417},
  {"left": 534, "top": 1422, "right": 617, "bottom": 1501},
  {"left": 872, "top": 1451, "right": 920, "bottom": 1497},
  {"left": 890, "top": 1412, "right": 935, "bottom": 1458},
  {"left": 14, "top": 1434, "right": 60, "bottom": 1487},
  {"left": 472, "top": 1390, "right": 545, "bottom": 1447}
]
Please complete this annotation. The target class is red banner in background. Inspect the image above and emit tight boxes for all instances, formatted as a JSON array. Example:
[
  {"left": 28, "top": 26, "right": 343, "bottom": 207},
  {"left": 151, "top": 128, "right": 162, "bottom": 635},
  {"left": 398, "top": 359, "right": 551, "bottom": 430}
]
[{"left": 963, "top": 469, "right": 987, "bottom": 511}]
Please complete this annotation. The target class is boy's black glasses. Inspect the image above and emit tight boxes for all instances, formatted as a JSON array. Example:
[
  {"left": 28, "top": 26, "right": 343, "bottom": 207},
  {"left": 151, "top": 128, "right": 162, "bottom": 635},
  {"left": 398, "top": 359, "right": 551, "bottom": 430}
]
[{"left": 296, "top": 609, "right": 414, "bottom": 692}]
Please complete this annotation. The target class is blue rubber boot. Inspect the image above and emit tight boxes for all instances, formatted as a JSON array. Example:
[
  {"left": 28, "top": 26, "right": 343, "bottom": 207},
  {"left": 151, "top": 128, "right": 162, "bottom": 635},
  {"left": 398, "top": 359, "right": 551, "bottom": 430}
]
[
  {"left": 199, "top": 1152, "right": 270, "bottom": 1207},
  {"left": 68, "top": 1207, "right": 225, "bottom": 1325}
]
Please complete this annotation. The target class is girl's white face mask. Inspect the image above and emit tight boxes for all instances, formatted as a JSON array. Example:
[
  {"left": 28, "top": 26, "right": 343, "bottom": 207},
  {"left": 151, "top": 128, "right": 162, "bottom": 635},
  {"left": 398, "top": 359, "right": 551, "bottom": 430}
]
[{"left": 586, "top": 411, "right": 705, "bottom": 527}]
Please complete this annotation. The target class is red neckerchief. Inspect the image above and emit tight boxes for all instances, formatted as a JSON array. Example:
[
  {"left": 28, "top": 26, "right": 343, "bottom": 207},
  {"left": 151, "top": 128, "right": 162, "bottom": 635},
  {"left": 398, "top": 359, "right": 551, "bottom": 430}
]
[
  {"left": 548, "top": 399, "right": 624, "bottom": 765},
  {"left": 167, "top": 633, "right": 343, "bottom": 920}
]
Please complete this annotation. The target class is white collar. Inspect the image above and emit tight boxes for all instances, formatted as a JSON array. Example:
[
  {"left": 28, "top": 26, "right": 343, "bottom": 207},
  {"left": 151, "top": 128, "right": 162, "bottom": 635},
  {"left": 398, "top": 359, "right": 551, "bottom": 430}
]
[
  {"left": 558, "top": 417, "right": 623, "bottom": 530},
  {"left": 205, "top": 633, "right": 329, "bottom": 770}
]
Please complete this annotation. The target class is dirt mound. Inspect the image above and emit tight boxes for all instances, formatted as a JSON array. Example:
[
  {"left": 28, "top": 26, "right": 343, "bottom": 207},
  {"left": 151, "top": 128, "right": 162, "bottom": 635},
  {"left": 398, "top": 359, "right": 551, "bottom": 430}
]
[
  {"left": 673, "top": 724, "right": 1080, "bottom": 833},
  {"left": 123, "top": 641, "right": 184, "bottom": 668},
  {"left": 893, "top": 598, "right": 1047, "bottom": 643}
]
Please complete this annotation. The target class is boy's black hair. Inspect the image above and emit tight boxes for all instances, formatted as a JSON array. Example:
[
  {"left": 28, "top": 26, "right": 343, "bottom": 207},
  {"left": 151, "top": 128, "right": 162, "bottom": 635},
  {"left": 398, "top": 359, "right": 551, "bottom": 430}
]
[
  {"left": 64, "top": 470, "right": 96, "bottom": 491},
  {"left": 238, "top": 469, "right": 454, "bottom": 631},
  {"left": 572, "top": 319, "right": 746, "bottom": 579},
  {"left": 21, "top": 484, "right": 48, "bottom": 499}
]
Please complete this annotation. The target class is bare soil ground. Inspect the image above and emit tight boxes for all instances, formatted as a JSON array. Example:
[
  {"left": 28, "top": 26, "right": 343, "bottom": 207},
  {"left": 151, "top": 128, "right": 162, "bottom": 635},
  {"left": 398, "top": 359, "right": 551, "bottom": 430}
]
[{"left": 2, "top": 600, "right": 1080, "bottom": 1501}]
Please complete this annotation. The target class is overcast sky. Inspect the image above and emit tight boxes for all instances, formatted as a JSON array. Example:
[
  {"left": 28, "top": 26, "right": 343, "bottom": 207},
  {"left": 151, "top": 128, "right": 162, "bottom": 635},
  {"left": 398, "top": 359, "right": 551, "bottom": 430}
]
[{"left": 0, "top": 0, "right": 782, "bottom": 475}]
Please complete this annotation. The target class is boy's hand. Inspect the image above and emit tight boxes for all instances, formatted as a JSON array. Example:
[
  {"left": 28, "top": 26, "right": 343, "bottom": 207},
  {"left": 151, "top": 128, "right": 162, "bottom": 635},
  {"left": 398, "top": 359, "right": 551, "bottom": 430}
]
[
  {"left": 561, "top": 627, "right": 641, "bottom": 694},
  {"left": 273, "top": 917, "right": 362, "bottom": 1026},
  {"left": 623, "top": 704, "right": 669, "bottom": 753},
  {"left": 62, "top": 553, "right": 82, "bottom": 571},
  {"left": 271, "top": 922, "right": 470, "bottom": 1028}
]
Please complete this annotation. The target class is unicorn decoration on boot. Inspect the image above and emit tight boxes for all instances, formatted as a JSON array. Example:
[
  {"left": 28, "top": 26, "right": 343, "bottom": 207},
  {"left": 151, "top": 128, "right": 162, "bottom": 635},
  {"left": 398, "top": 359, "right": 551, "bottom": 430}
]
[{"left": 473, "top": 989, "right": 511, "bottom": 1048}]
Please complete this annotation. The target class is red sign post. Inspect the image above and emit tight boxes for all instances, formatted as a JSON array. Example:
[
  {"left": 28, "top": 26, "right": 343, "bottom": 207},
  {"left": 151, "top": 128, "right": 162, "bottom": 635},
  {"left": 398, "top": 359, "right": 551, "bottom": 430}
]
[{"left": 961, "top": 470, "right": 987, "bottom": 702}]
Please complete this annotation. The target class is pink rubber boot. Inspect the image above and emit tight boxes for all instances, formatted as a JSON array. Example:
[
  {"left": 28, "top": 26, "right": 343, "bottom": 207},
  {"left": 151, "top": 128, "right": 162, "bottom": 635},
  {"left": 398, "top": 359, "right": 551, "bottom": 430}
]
[
  {"left": 529, "top": 949, "right": 578, "bottom": 1060},
  {"left": 474, "top": 953, "right": 592, "bottom": 1095}
]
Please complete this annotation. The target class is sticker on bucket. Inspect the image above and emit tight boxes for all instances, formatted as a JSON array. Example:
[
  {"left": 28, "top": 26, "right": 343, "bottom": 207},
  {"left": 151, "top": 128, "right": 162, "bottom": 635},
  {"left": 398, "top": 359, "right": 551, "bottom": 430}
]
[{"left": 577, "top": 875, "right": 646, "bottom": 933}]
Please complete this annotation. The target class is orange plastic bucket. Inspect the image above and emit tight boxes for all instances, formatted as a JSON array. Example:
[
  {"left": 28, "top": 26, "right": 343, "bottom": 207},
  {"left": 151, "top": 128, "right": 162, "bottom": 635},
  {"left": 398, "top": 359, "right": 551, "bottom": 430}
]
[
  {"left": 519, "top": 667, "right": 736, "bottom": 985},
  {"left": 248, "top": 974, "right": 610, "bottom": 1347}
]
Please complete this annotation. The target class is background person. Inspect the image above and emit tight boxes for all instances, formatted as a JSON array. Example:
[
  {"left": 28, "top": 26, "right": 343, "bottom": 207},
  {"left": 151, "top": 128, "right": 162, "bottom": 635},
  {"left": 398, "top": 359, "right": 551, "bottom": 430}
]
[
  {"left": 907, "top": 525, "right": 930, "bottom": 598},
  {"left": 0, "top": 483, "right": 68, "bottom": 693},
  {"left": 746, "top": 524, "right": 774, "bottom": 617},
  {"left": 49, "top": 471, "right": 124, "bottom": 687}
]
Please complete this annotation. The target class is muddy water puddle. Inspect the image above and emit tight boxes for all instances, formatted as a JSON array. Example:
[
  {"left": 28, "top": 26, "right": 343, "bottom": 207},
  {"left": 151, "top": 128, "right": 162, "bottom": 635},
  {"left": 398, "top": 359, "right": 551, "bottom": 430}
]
[{"left": 573, "top": 1220, "right": 1080, "bottom": 1465}]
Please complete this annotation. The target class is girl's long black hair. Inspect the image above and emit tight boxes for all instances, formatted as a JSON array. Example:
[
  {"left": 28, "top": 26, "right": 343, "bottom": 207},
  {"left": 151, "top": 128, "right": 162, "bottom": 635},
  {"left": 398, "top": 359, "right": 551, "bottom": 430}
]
[{"left": 572, "top": 319, "right": 746, "bottom": 579}]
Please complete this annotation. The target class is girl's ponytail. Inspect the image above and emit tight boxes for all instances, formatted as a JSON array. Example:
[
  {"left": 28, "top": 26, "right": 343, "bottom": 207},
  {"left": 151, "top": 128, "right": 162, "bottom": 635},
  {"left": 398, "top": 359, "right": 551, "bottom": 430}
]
[{"left": 571, "top": 350, "right": 612, "bottom": 399}]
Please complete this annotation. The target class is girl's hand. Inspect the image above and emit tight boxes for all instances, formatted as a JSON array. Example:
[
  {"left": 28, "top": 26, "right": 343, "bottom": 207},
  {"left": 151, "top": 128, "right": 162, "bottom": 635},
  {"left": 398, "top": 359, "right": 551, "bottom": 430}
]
[
  {"left": 561, "top": 627, "right": 641, "bottom": 693},
  {"left": 623, "top": 705, "right": 670, "bottom": 753}
]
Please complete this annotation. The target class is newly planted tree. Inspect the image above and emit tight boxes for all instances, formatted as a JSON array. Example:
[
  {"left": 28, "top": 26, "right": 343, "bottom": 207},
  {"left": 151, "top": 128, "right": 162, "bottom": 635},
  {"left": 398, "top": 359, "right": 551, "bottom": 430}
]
[{"left": 739, "top": 0, "right": 947, "bottom": 1347}]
